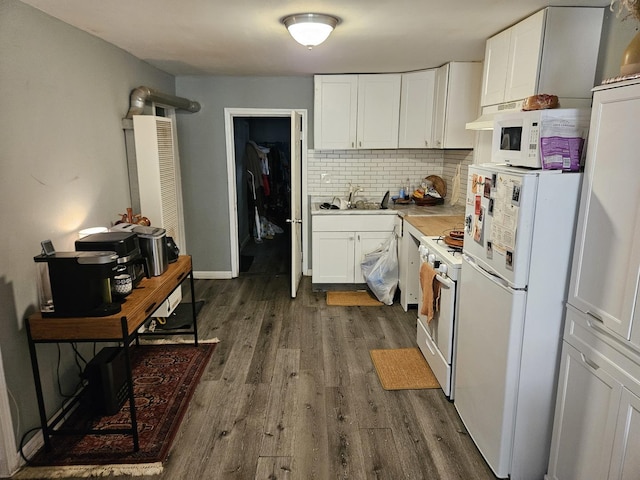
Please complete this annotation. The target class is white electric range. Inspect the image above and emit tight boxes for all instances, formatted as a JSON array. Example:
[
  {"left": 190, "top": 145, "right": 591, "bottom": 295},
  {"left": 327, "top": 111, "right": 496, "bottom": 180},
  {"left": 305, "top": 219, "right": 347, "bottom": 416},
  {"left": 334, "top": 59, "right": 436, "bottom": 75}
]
[{"left": 417, "top": 236, "right": 462, "bottom": 399}]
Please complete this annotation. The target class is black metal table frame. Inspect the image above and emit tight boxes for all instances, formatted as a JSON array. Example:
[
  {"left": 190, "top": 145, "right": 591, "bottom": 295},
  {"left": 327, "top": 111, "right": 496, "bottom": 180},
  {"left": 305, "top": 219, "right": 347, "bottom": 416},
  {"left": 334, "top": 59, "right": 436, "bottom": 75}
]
[{"left": 26, "top": 267, "right": 198, "bottom": 453}]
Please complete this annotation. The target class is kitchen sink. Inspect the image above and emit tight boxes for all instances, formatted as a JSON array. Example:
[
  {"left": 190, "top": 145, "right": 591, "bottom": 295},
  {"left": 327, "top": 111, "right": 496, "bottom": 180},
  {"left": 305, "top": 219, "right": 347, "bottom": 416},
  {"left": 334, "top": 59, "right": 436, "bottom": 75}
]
[{"left": 313, "top": 200, "right": 396, "bottom": 215}]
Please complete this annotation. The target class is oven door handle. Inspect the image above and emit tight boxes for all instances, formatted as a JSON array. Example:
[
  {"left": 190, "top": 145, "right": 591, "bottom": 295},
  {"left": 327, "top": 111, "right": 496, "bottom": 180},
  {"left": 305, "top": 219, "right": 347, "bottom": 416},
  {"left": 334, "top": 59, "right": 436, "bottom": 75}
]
[{"left": 434, "top": 274, "right": 455, "bottom": 289}]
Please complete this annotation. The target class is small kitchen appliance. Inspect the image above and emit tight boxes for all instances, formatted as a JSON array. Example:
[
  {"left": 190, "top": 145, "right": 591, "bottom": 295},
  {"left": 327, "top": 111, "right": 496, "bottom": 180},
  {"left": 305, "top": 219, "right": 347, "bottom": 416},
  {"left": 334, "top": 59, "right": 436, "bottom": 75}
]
[
  {"left": 492, "top": 108, "right": 590, "bottom": 170},
  {"left": 75, "top": 231, "right": 147, "bottom": 288},
  {"left": 34, "top": 248, "right": 121, "bottom": 317},
  {"left": 417, "top": 236, "right": 462, "bottom": 399},
  {"left": 132, "top": 226, "right": 168, "bottom": 276}
]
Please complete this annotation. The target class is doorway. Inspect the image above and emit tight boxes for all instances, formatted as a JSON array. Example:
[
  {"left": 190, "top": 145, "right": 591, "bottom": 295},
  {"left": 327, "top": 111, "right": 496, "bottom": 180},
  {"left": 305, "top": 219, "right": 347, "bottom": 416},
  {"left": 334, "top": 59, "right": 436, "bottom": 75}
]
[
  {"left": 235, "top": 116, "right": 291, "bottom": 276},
  {"left": 224, "top": 108, "right": 308, "bottom": 295}
]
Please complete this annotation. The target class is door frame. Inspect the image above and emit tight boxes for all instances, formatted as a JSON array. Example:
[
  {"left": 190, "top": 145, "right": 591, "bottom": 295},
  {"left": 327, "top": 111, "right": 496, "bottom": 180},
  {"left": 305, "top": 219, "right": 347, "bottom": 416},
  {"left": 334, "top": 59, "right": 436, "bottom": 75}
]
[{"left": 223, "top": 108, "right": 309, "bottom": 278}]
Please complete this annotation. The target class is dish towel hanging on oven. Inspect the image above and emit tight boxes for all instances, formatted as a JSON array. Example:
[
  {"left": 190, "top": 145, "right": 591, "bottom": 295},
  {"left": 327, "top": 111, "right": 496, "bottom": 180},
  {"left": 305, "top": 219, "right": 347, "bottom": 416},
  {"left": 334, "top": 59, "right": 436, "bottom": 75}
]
[{"left": 420, "top": 262, "right": 441, "bottom": 323}]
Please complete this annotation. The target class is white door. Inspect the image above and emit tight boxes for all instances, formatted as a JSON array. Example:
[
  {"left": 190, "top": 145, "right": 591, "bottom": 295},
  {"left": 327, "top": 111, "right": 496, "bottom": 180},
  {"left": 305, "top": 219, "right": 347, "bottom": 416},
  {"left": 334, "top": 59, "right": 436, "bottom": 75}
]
[
  {"left": 290, "top": 111, "right": 303, "bottom": 298},
  {"left": 356, "top": 74, "right": 401, "bottom": 149},
  {"left": 455, "top": 257, "right": 527, "bottom": 478},
  {"left": 354, "top": 231, "right": 390, "bottom": 283},
  {"left": 568, "top": 84, "right": 640, "bottom": 341},
  {"left": 314, "top": 75, "right": 358, "bottom": 149},
  {"left": 609, "top": 388, "right": 640, "bottom": 479},
  {"left": 398, "top": 69, "right": 436, "bottom": 148},
  {"left": 504, "top": 9, "right": 545, "bottom": 102},
  {"left": 481, "top": 28, "right": 510, "bottom": 106},
  {"left": 311, "top": 231, "right": 355, "bottom": 283},
  {"left": 547, "top": 342, "right": 621, "bottom": 480}
]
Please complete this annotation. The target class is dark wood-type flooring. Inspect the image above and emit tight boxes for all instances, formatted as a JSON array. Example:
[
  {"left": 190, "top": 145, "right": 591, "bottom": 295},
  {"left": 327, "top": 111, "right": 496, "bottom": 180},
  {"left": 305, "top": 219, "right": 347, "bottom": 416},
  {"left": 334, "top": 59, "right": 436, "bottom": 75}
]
[{"left": 58, "top": 233, "right": 500, "bottom": 479}]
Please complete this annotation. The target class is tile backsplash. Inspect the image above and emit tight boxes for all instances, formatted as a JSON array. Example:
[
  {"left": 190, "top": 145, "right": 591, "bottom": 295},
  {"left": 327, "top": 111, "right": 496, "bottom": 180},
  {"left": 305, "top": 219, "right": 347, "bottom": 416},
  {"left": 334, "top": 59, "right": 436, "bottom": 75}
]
[{"left": 307, "top": 149, "right": 472, "bottom": 206}]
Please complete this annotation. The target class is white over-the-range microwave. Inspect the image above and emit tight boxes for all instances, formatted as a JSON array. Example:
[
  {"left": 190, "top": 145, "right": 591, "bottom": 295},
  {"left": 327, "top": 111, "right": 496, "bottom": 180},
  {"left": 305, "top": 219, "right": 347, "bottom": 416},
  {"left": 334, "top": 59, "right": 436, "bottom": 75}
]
[{"left": 491, "top": 109, "right": 591, "bottom": 170}]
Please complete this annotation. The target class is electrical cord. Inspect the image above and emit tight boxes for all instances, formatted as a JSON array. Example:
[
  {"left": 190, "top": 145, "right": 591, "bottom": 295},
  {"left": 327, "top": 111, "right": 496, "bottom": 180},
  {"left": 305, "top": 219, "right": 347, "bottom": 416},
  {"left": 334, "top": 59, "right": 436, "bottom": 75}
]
[{"left": 18, "top": 426, "right": 41, "bottom": 465}]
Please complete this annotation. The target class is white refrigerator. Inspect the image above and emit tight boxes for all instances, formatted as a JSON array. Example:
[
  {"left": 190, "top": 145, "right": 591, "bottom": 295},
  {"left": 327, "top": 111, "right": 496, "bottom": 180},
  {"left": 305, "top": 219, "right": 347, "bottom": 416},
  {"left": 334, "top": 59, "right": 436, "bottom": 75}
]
[{"left": 454, "top": 164, "right": 581, "bottom": 480}]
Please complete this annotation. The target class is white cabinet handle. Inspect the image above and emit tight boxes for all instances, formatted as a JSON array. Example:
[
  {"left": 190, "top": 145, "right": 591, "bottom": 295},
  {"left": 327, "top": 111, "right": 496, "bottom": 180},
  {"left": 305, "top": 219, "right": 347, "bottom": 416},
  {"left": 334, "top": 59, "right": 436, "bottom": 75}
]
[{"left": 580, "top": 352, "right": 600, "bottom": 370}]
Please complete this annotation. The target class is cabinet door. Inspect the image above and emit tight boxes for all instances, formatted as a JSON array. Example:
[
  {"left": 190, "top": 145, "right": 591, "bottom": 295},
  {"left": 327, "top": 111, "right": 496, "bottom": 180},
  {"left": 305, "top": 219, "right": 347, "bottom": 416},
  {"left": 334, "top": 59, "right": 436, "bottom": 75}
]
[
  {"left": 609, "top": 388, "right": 640, "bottom": 480},
  {"left": 314, "top": 75, "right": 358, "bottom": 150},
  {"left": 354, "top": 231, "right": 393, "bottom": 283},
  {"left": 481, "top": 28, "right": 511, "bottom": 106},
  {"left": 356, "top": 74, "right": 401, "bottom": 149},
  {"left": 568, "top": 83, "right": 640, "bottom": 341},
  {"left": 547, "top": 342, "right": 621, "bottom": 480},
  {"left": 433, "top": 63, "right": 481, "bottom": 149},
  {"left": 312, "top": 231, "right": 355, "bottom": 283},
  {"left": 398, "top": 70, "right": 436, "bottom": 148},
  {"left": 432, "top": 64, "right": 449, "bottom": 149},
  {"left": 504, "top": 9, "right": 545, "bottom": 103}
]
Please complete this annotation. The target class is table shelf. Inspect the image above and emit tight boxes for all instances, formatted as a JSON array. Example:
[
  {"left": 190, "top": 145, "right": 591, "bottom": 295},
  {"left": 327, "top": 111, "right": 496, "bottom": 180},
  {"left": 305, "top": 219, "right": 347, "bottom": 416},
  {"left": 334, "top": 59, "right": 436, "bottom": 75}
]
[{"left": 26, "top": 255, "right": 198, "bottom": 452}]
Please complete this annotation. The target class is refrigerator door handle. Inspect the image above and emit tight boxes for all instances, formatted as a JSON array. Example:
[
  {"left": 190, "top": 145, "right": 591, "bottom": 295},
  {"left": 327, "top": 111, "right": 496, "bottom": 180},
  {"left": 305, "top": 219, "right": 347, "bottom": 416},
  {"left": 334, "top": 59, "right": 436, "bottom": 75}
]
[
  {"left": 434, "top": 274, "right": 455, "bottom": 289},
  {"left": 463, "top": 254, "right": 511, "bottom": 290}
]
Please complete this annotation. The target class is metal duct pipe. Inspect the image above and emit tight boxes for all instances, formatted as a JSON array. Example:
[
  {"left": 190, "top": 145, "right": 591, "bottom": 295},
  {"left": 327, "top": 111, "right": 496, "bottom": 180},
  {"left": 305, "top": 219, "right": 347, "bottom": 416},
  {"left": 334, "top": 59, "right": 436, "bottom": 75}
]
[{"left": 125, "top": 86, "right": 200, "bottom": 118}]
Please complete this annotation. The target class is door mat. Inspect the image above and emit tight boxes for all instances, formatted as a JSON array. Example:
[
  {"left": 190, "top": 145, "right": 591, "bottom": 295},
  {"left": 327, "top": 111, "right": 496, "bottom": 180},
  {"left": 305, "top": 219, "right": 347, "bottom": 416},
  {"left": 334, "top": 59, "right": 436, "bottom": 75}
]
[
  {"left": 326, "top": 290, "right": 383, "bottom": 306},
  {"left": 370, "top": 347, "right": 440, "bottom": 390},
  {"left": 23, "top": 343, "right": 216, "bottom": 477}
]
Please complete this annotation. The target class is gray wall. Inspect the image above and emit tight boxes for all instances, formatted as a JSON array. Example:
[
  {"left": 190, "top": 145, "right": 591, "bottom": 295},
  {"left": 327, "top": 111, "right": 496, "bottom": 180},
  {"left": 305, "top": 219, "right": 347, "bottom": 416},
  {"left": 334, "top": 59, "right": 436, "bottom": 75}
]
[
  {"left": 0, "top": 0, "right": 173, "bottom": 450},
  {"left": 175, "top": 76, "right": 313, "bottom": 273}
]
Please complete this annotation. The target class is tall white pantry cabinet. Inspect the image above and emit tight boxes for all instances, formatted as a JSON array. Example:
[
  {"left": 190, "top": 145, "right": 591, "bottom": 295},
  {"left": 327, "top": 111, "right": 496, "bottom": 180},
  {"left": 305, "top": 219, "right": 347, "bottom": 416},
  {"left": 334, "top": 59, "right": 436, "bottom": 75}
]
[{"left": 546, "top": 79, "right": 640, "bottom": 480}]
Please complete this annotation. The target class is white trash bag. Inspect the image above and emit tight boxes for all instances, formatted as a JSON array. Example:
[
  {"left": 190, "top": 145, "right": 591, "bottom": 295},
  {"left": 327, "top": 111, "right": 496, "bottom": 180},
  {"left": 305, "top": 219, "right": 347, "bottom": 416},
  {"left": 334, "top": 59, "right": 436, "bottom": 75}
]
[{"left": 361, "top": 233, "right": 398, "bottom": 305}]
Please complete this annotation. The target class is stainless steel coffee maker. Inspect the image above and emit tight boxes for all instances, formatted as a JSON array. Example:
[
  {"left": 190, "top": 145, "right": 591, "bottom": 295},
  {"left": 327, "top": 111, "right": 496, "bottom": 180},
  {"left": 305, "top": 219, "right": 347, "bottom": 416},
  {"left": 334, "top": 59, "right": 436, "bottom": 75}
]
[{"left": 34, "top": 241, "right": 121, "bottom": 317}]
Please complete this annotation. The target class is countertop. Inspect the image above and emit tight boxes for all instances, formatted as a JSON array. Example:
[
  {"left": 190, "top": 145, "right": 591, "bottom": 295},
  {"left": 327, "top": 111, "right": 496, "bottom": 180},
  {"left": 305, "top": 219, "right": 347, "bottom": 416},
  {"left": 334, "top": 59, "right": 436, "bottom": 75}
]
[
  {"left": 311, "top": 201, "right": 465, "bottom": 217},
  {"left": 391, "top": 203, "right": 465, "bottom": 217},
  {"left": 404, "top": 215, "right": 464, "bottom": 237}
]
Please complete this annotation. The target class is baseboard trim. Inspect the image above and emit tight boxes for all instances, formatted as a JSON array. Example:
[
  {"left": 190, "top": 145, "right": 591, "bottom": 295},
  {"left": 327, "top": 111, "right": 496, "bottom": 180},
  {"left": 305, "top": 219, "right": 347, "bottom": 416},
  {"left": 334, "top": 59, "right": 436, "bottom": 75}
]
[{"left": 193, "top": 271, "right": 233, "bottom": 280}]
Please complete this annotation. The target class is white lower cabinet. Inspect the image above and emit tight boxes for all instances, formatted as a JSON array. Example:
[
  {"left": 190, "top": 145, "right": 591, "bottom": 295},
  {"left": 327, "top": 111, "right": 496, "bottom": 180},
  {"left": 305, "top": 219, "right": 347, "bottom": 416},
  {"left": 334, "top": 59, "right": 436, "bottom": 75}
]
[
  {"left": 547, "top": 342, "right": 621, "bottom": 480},
  {"left": 546, "top": 306, "right": 640, "bottom": 480},
  {"left": 312, "top": 214, "right": 397, "bottom": 284}
]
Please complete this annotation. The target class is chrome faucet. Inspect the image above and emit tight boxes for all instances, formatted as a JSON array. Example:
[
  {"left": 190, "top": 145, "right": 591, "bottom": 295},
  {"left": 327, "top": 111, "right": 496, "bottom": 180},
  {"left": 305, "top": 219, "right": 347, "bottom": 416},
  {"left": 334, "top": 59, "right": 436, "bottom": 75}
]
[{"left": 346, "top": 183, "right": 364, "bottom": 208}]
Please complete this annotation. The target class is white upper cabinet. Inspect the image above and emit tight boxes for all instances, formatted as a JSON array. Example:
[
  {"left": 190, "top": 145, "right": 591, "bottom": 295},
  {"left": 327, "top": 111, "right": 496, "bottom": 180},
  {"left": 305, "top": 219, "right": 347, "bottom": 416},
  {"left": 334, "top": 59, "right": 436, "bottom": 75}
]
[
  {"left": 357, "top": 74, "right": 401, "bottom": 149},
  {"left": 568, "top": 80, "right": 640, "bottom": 343},
  {"left": 505, "top": 10, "right": 545, "bottom": 102},
  {"left": 433, "top": 62, "right": 482, "bottom": 149},
  {"left": 314, "top": 74, "right": 400, "bottom": 150},
  {"left": 481, "top": 29, "right": 511, "bottom": 107},
  {"left": 398, "top": 69, "right": 437, "bottom": 148},
  {"left": 480, "top": 7, "right": 604, "bottom": 107},
  {"left": 314, "top": 75, "right": 358, "bottom": 149}
]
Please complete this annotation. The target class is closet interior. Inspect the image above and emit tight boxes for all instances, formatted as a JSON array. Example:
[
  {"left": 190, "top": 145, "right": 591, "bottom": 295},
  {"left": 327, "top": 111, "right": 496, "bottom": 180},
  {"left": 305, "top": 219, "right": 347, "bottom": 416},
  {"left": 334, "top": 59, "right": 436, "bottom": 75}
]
[{"left": 233, "top": 117, "right": 292, "bottom": 275}]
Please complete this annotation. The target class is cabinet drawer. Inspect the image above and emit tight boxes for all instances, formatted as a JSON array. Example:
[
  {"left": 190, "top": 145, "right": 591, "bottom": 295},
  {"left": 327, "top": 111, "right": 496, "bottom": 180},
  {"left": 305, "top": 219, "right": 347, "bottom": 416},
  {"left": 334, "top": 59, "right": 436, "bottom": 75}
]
[
  {"left": 564, "top": 305, "right": 640, "bottom": 393},
  {"left": 313, "top": 214, "right": 397, "bottom": 232}
]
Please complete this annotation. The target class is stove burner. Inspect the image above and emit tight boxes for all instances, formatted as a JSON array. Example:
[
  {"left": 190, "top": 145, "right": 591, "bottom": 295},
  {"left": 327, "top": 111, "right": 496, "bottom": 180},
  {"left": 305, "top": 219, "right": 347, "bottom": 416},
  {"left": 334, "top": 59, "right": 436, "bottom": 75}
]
[{"left": 434, "top": 236, "right": 463, "bottom": 255}]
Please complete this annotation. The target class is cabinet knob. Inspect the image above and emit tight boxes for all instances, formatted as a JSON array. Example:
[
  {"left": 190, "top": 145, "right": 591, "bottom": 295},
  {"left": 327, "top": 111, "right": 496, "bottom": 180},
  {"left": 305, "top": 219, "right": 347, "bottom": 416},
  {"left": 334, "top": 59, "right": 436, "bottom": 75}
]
[
  {"left": 359, "top": 141, "right": 362, "bottom": 147},
  {"left": 425, "top": 141, "right": 428, "bottom": 147},
  {"left": 351, "top": 142, "right": 354, "bottom": 148}
]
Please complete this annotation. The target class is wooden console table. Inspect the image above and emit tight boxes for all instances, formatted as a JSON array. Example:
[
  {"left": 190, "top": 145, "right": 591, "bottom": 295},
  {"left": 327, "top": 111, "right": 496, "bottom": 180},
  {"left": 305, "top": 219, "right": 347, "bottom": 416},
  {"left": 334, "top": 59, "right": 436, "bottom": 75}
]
[{"left": 26, "top": 255, "right": 197, "bottom": 452}]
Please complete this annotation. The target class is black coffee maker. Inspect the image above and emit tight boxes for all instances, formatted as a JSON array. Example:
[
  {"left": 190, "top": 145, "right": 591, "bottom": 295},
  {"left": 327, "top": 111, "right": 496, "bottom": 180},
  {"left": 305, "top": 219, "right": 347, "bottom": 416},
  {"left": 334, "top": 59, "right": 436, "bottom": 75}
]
[
  {"left": 34, "top": 247, "right": 121, "bottom": 317},
  {"left": 75, "top": 231, "right": 148, "bottom": 287}
]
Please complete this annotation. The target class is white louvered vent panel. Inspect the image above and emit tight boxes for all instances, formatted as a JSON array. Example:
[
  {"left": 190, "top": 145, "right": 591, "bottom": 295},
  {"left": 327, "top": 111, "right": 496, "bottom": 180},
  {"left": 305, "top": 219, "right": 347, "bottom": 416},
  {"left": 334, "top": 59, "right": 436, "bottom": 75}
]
[
  {"left": 132, "top": 115, "right": 186, "bottom": 252},
  {"left": 156, "top": 119, "right": 179, "bottom": 241}
]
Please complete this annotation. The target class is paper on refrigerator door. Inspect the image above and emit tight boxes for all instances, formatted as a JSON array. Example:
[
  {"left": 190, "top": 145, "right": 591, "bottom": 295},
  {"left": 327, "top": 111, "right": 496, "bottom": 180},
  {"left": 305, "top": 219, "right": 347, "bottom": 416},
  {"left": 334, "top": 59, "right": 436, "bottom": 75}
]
[{"left": 490, "top": 173, "right": 521, "bottom": 254}]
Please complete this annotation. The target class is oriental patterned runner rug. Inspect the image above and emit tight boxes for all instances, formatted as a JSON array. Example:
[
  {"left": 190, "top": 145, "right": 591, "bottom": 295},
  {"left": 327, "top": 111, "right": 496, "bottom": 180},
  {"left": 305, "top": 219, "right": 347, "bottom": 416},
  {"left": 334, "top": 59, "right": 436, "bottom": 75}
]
[{"left": 21, "top": 343, "right": 216, "bottom": 478}]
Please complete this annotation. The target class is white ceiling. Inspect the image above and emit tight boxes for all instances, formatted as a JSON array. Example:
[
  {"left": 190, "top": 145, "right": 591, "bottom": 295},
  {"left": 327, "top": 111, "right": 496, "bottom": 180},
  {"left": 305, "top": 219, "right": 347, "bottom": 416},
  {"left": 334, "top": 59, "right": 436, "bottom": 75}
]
[{"left": 20, "top": 0, "right": 612, "bottom": 76}]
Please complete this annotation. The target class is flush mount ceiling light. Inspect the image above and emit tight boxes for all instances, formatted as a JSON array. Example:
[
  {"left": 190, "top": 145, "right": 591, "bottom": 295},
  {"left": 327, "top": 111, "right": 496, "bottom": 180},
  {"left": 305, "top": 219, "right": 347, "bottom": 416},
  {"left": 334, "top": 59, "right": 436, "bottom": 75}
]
[{"left": 282, "top": 13, "right": 340, "bottom": 49}]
